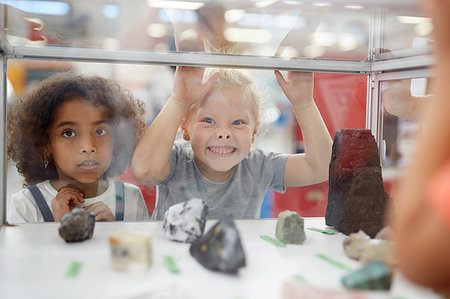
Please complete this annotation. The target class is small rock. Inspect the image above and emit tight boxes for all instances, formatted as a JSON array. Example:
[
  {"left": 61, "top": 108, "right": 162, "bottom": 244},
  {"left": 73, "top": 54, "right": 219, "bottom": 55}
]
[
  {"left": 59, "top": 208, "right": 95, "bottom": 243},
  {"left": 189, "top": 216, "right": 245, "bottom": 274},
  {"left": 341, "top": 261, "right": 393, "bottom": 290},
  {"left": 109, "top": 229, "right": 152, "bottom": 271},
  {"left": 163, "top": 198, "right": 208, "bottom": 243},
  {"left": 275, "top": 210, "right": 306, "bottom": 244}
]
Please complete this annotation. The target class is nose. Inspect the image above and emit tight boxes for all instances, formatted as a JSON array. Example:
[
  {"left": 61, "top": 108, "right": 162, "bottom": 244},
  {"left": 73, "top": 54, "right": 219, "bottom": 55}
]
[
  {"left": 80, "top": 136, "right": 96, "bottom": 154},
  {"left": 217, "top": 128, "right": 231, "bottom": 140}
]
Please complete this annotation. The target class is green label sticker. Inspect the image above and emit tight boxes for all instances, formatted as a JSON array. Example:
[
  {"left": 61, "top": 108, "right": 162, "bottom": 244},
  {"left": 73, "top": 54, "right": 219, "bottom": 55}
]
[
  {"left": 292, "top": 274, "right": 308, "bottom": 283},
  {"left": 260, "top": 235, "right": 286, "bottom": 247},
  {"left": 163, "top": 255, "right": 180, "bottom": 274},
  {"left": 65, "top": 261, "right": 83, "bottom": 278},
  {"left": 307, "top": 227, "right": 337, "bottom": 235},
  {"left": 315, "top": 253, "right": 352, "bottom": 271}
]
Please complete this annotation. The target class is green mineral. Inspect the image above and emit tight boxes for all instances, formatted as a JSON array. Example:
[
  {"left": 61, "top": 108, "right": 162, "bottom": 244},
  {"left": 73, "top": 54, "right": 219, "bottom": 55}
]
[
  {"left": 341, "top": 261, "right": 393, "bottom": 290},
  {"left": 275, "top": 210, "right": 306, "bottom": 244}
]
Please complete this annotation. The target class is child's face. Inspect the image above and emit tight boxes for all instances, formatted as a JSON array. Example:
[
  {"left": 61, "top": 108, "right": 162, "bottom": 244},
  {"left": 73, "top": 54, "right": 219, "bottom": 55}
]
[
  {"left": 45, "top": 98, "right": 114, "bottom": 185},
  {"left": 184, "top": 86, "right": 257, "bottom": 181}
]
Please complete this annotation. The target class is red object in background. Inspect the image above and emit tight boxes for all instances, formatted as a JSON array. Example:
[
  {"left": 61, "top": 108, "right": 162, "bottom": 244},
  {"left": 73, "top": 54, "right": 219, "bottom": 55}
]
[
  {"left": 273, "top": 73, "right": 368, "bottom": 217},
  {"left": 117, "top": 168, "right": 156, "bottom": 217}
]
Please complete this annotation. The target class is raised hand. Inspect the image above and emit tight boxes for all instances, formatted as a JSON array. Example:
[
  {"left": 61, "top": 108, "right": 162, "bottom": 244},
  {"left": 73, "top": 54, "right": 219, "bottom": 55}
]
[
  {"left": 274, "top": 70, "right": 313, "bottom": 106},
  {"left": 172, "top": 66, "right": 220, "bottom": 109}
]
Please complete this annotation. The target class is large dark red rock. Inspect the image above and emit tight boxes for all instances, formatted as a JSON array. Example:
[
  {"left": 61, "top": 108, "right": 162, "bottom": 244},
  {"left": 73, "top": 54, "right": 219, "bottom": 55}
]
[{"left": 325, "top": 129, "right": 390, "bottom": 237}]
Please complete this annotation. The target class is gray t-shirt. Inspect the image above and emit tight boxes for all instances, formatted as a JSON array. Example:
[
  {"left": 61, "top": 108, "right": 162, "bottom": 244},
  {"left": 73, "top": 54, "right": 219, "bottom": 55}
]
[{"left": 152, "top": 143, "right": 288, "bottom": 220}]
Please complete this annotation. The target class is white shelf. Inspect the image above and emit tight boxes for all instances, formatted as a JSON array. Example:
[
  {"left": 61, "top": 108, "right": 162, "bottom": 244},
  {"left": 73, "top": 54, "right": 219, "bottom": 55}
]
[{"left": 0, "top": 218, "right": 440, "bottom": 299}]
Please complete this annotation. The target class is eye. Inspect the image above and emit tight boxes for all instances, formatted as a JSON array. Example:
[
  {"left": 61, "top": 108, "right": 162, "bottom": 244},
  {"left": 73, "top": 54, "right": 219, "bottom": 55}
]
[
  {"left": 233, "top": 120, "right": 243, "bottom": 125},
  {"left": 62, "top": 130, "right": 76, "bottom": 138},
  {"left": 202, "top": 118, "right": 214, "bottom": 124},
  {"left": 95, "top": 128, "right": 108, "bottom": 136}
]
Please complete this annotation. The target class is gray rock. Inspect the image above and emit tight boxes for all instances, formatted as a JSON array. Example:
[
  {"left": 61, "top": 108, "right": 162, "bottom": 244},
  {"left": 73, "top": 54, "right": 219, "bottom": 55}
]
[
  {"left": 326, "top": 129, "right": 391, "bottom": 237},
  {"left": 275, "top": 210, "right": 306, "bottom": 244},
  {"left": 59, "top": 208, "right": 95, "bottom": 242},
  {"left": 189, "top": 216, "right": 246, "bottom": 274},
  {"left": 163, "top": 198, "right": 208, "bottom": 243}
]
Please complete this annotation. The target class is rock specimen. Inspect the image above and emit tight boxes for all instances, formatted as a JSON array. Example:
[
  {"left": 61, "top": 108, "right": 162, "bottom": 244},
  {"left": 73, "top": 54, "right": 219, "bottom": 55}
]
[
  {"left": 341, "top": 261, "right": 393, "bottom": 290},
  {"left": 109, "top": 229, "right": 152, "bottom": 271},
  {"left": 189, "top": 216, "right": 246, "bottom": 274},
  {"left": 163, "top": 198, "right": 209, "bottom": 243},
  {"left": 59, "top": 208, "right": 95, "bottom": 242},
  {"left": 343, "top": 229, "right": 395, "bottom": 266},
  {"left": 326, "top": 129, "right": 390, "bottom": 237},
  {"left": 275, "top": 210, "right": 306, "bottom": 244}
]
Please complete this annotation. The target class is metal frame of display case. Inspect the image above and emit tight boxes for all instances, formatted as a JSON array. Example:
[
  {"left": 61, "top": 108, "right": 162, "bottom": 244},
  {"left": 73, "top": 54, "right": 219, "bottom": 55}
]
[{"left": 0, "top": 9, "right": 434, "bottom": 225}]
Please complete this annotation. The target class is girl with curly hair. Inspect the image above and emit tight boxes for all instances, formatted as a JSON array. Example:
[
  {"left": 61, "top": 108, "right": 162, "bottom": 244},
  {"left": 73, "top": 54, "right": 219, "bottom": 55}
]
[{"left": 7, "top": 72, "right": 150, "bottom": 223}]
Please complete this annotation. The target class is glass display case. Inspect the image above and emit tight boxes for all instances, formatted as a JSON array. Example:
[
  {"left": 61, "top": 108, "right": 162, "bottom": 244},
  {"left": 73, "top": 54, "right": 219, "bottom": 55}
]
[{"left": 0, "top": 0, "right": 434, "bottom": 225}]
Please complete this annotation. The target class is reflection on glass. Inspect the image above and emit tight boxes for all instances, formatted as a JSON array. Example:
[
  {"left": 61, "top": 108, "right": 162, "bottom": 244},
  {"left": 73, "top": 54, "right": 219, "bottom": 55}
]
[
  {"left": 6, "top": 70, "right": 151, "bottom": 223},
  {"left": 5, "top": 59, "right": 364, "bottom": 222},
  {"left": 1, "top": 0, "right": 394, "bottom": 60},
  {"left": 381, "top": 77, "right": 432, "bottom": 195}
]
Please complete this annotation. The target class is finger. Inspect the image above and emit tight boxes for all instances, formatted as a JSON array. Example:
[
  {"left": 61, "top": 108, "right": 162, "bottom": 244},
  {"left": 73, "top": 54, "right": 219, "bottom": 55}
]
[
  {"left": 84, "top": 201, "right": 104, "bottom": 211},
  {"left": 203, "top": 71, "right": 220, "bottom": 90},
  {"left": 274, "top": 70, "right": 288, "bottom": 89},
  {"left": 59, "top": 190, "right": 85, "bottom": 205}
]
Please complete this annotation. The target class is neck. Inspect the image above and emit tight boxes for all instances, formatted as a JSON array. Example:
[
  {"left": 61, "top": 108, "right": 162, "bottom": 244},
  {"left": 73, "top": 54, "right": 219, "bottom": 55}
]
[
  {"left": 194, "top": 157, "right": 234, "bottom": 183},
  {"left": 50, "top": 179, "right": 108, "bottom": 198}
]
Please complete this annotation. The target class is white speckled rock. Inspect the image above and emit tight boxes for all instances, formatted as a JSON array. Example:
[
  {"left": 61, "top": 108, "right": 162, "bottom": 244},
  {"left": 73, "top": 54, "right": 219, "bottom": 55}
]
[{"left": 163, "top": 198, "right": 209, "bottom": 243}]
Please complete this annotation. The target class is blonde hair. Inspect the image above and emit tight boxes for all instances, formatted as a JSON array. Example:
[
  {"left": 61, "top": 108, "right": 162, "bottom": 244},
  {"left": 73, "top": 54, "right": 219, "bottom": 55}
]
[{"left": 196, "top": 68, "right": 262, "bottom": 127}]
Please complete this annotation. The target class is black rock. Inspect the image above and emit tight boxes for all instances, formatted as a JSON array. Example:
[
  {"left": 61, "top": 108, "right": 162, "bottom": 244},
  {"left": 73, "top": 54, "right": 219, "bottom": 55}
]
[
  {"left": 325, "top": 129, "right": 390, "bottom": 237},
  {"left": 189, "top": 216, "right": 246, "bottom": 274},
  {"left": 59, "top": 208, "right": 95, "bottom": 242}
]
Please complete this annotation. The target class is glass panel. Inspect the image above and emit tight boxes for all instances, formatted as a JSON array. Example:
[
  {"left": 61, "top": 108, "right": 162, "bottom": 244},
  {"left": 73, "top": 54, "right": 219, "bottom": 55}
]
[
  {"left": 381, "top": 77, "right": 432, "bottom": 196},
  {"left": 4, "top": 0, "right": 421, "bottom": 61},
  {"left": 6, "top": 58, "right": 361, "bottom": 222},
  {"left": 272, "top": 72, "right": 367, "bottom": 217},
  {"left": 383, "top": 13, "right": 433, "bottom": 57}
]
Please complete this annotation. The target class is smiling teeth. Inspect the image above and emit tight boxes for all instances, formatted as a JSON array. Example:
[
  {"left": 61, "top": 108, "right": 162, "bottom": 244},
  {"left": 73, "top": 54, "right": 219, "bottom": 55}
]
[
  {"left": 209, "top": 147, "right": 234, "bottom": 154},
  {"left": 79, "top": 161, "right": 97, "bottom": 166}
]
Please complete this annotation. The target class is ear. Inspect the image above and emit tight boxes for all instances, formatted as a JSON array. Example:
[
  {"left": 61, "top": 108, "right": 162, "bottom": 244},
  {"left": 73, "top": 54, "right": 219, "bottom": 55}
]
[
  {"left": 251, "top": 127, "right": 258, "bottom": 143},
  {"left": 180, "top": 119, "right": 190, "bottom": 141},
  {"left": 42, "top": 145, "right": 52, "bottom": 159}
]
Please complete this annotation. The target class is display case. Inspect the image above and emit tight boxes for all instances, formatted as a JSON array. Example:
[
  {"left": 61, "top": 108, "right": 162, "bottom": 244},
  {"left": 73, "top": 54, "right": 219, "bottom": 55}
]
[
  {"left": 0, "top": 0, "right": 440, "bottom": 298},
  {"left": 1, "top": 0, "right": 434, "bottom": 224}
]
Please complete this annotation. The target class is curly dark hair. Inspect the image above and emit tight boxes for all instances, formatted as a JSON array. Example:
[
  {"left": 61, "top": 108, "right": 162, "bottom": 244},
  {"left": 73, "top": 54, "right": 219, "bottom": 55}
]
[{"left": 7, "top": 72, "right": 146, "bottom": 186}]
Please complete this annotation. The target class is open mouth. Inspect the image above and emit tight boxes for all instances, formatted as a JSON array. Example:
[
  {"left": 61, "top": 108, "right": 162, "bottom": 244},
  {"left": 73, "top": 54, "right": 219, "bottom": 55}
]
[
  {"left": 207, "top": 146, "right": 237, "bottom": 156},
  {"left": 77, "top": 160, "right": 99, "bottom": 171}
]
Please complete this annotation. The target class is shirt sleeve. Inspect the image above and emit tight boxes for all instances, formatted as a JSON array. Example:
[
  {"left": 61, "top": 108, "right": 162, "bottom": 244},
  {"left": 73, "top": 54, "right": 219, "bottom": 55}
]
[
  {"left": 8, "top": 189, "right": 40, "bottom": 223},
  {"left": 245, "top": 149, "right": 289, "bottom": 193},
  {"left": 427, "top": 160, "right": 450, "bottom": 228}
]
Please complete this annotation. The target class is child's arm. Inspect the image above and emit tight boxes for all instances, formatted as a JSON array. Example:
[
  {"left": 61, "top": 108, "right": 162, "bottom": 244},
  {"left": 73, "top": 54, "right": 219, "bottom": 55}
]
[
  {"left": 51, "top": 185, "right": 85, "bottom": 222},
  {"left": 274, "top": 70, "right": 332, "bottom": 187},
  {"left": 132, "top": 66, "right": 219, "bottom": 185}
]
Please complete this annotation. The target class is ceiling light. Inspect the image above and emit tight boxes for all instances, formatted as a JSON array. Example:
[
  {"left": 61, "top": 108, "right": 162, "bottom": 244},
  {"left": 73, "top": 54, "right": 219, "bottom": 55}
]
[
  {"left": 344, "top": 4, "right": 363, "bottom": 10},
  {"left": 255, "top": 0, "right": 279, "bottom": 8},
  {"left": 225, "top": 28, "right": 272, "bottom": 44},
  {"left": 147, "top": 23, "right": 168, "bottom": 38},
  {"left": 1, "top": 0, "right": 70, "bottom": 15},
  {"left": 147, "top": 0, "right": 204, "bottom": 10},
  {"left": 396, "top": 16, "right": 431, "bottom": 24},
  {"left": 225, "top": 9, "right": 245, "bottom": 23}
]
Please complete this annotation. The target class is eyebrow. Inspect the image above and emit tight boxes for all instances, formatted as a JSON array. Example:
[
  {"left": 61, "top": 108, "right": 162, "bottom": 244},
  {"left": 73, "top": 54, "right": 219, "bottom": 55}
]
[{"left": 55, "top": 120, "right": 110, "bottom": 128}]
